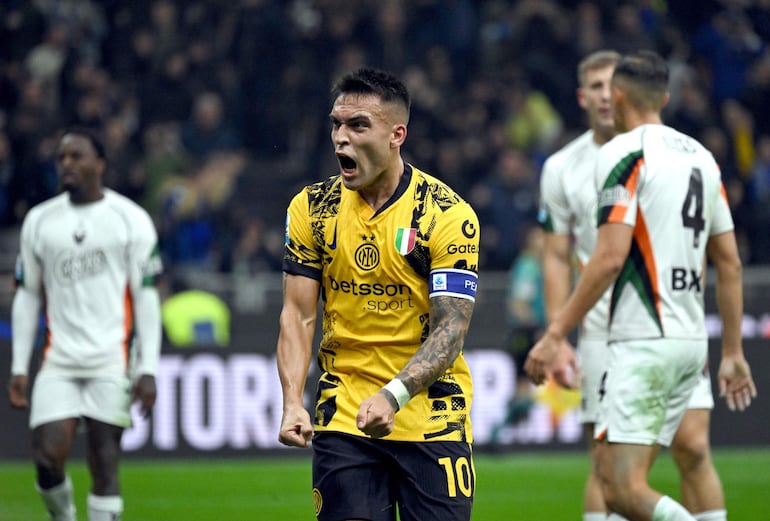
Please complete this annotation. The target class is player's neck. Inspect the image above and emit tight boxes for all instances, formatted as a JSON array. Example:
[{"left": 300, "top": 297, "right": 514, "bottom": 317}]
[
  {"left": 592, "top": 127, "right": 615, "bottom": 146},
  {"left": 621, "top": 110, "right": 663, "bottom": 132},
  {"left": 68, "top": 187, "right": 106, "bottom": 205},
  {"left": 358, "top": 159, "right": 404, "bottom": 211}
]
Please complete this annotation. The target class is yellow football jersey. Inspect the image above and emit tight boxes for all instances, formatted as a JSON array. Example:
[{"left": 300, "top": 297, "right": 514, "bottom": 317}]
[{"left": 283, "top": 164, "right": 480, "bottom": 442}]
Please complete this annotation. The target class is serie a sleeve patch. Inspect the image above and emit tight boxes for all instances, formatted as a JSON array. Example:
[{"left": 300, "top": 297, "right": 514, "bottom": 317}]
[{"left": 429, "top": 269, "right": 478, "bottom": 301}]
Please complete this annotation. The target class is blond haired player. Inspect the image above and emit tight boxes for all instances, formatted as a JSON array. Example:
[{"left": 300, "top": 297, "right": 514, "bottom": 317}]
[
  {"left": 538, "top": 50, "right": 749, "bottom": 521},
  {"left": 528, "top": 51, "right": 756, "bottom": 520}
]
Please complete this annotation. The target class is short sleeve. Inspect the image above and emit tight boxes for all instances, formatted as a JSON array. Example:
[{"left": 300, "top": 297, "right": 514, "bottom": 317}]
[
  {"left": 539, "top": 156, "right": 572, "bottom": 235},
  {"left": 283, "top": 189, "right": 322, "bottom": 280},
  {"left": 709, "top": 181, "right": 735, "bottom": 236},
  {"left": 428, "top": 202, "right": 480, "bottom": 301},
  {"left": 596, "top": 141, "right": 642, "bottom": 228}
]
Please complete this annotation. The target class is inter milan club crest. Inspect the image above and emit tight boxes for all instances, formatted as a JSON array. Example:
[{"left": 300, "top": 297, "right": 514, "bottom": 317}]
[
  {"left": 354, "top": 233, "right": 379, "bottom": 271},
  {"left": 394, "top": 227, "right": 416, "bottom": 255}
]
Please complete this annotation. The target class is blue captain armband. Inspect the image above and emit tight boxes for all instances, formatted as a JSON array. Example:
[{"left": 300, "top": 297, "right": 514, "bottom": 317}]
[{"left": 429, "top": 268, "right": 478, "bottom": 301}]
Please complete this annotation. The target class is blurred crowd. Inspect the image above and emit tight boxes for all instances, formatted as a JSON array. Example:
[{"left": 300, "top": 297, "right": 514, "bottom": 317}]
[{"left": 1, "top": 0, "right": 769, "bottom": 274}]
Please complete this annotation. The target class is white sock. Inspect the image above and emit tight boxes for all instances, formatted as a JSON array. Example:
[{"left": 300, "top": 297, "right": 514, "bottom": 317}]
[
  {"left": 37, "top": 475, "right": 77, "bottom": 521},
  {"left": 584, "top": 513, "right": 607, "bottom": 521},
  {"left": 607, "top": 514, "right": 630, "bottom": 520},
  {"left": 87, "top": 494, "right": 123, "bottom": 521},
  {"left": 693, "top": 510, "right": 726, "bottom": 521},
  {"left": 652, "top": 495, "right": 697, "bottom": 521}
]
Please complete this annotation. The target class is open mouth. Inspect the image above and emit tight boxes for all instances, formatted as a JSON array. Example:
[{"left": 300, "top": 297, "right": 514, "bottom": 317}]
[
  {"left": 337, "top": 154, "right": 357, "bottom": 172},
  {"left": 60, "top": 171, "right": 77, "bottom": 183}
]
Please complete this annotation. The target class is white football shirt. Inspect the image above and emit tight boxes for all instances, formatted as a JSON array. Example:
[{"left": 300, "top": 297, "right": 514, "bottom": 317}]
[
  {"left": 595, "top": 124, "right": 734, "bottom": 341},
  {"left": 15, "top": 189, "right": 162, "bottom": 376},
  {"left": 539, "top": 130, "right": 610, "bottom": 340}
]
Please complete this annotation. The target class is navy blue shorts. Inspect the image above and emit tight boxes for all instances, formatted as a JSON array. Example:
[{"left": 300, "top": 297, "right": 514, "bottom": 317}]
[{"left": 312, "top": 432, "right": 474, "bottom": 521}]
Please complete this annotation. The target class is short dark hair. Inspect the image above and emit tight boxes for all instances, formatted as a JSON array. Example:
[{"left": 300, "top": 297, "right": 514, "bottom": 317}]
[
  {"left": 60, "top": 126, "right": 106, "bottom": 159},
  {"left": 613, "top": 50, "right": 669, "bottom": 107},
  {"left": 330, "top": 67, "right": 410, "bottom": 116},
  {"left": 577, "top": 50, "right": 621, "bottom": 86}
]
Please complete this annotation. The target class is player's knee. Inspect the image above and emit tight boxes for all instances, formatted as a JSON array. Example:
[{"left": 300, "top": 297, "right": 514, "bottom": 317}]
[
  {"left": 598, "top": 463, "right": 646, "bottom": 516},
  {"left": 32, "top": 441, "right": 67, "bottom": 480},
  {"left": 601, "top": 483, "right": 625, "bottom": 515},
  {"left": 35, "top": 462, "right": 66, "bottom": 489},
  {"left": 671, "top": 435, "right": 710, "bottom": 473},
  {"left": 598, "top": 471, "right": 621, "bottom": 512},
  {"left": 90, "top": 439, "right": 121, "bottom": 463},
  {"left": 603, "top": 480, "right": 649, "bottom": 517}
]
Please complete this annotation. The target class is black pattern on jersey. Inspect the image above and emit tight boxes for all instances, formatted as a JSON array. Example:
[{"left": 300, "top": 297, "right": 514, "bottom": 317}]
[
  {"left": 308, "top": 177, "right": 342, "bottom": 266},
  {"left": 284, "top": 176, "right": 343, "bottom": 270},
  {"left": 419, "top": 313, "right": 430, "bottom": 343},
  {"left": 315, "top": 350, "right": 341, "bottom": 427},
  {"left": 404, "top": 173, "right": 465, "bottom": 279},
  {"left": 296, "top": 169, "right": 474, "bottom": 439},
  {"left": 611, "top": 239, "right": 664, "bottom": 336},
  {"left": 425, "top": 374, "right": 469, "bottom": 441},
  {"left": 314, "top": 308, "right": 341, "bottom": 426}
]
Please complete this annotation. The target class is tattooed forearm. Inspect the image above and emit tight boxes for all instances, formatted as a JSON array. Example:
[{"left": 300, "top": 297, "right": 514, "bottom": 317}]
[{"left": 396, "top": 295, "right": 475, "bottom": 396}]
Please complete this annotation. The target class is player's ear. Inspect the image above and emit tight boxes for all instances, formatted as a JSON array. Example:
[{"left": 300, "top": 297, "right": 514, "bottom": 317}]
[
  {"left": 96, "top": 157, "right": 107, "bottom": 178},
  {"left": 391, "top": 123, "right": 407, "bottom": 149},
  {"left": 577, "top": 87, "right": 587, "bottom": 109},
  {"left": 611, "top": 84, "right": 624, "bottom": 106},
  {"left": 661, "top": 91, "right": 670, "bottom": 110}
]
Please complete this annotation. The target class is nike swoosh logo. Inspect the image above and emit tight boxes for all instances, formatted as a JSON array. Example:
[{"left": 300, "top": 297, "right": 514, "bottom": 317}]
[{"left": 326, "top": 222, "right": 337, "bottom": 250}]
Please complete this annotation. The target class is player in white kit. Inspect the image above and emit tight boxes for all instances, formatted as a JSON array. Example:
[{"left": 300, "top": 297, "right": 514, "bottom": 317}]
[
  {"left": 527, "top": 51, "right": 756, "bottom": 520},
  {"left": 8, "top": 128, "right": 163, "bottom": 521},
  {"left": 539, "top": 53, "right": 620, "bottom": 521},
  {"left": 539, "top": 50, "right": 739, "bottom": 521}
]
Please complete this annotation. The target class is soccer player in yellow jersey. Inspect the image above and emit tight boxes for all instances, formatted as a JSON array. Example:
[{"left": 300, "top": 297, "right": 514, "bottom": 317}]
[{"left": 277, "top": 67, "right": 480, "bottom": 521}]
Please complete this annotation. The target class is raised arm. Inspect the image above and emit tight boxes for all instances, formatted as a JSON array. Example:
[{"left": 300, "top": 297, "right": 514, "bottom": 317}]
[{"left": 277, "top": 273, "right": 321, "bottom": 447}]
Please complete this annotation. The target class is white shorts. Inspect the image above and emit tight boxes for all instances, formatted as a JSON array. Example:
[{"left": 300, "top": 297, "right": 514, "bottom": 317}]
[
  {"left": 30, "top": 367, "right": 133, "bottom": 429},
  {"left": 577, "top": 338, "right": 608, "bottom": 424},
  {"left": 594, "top": 337, "right": 707, "bottom": 447},
  {"left": 578, "top": 338, "right": 713, "bottom": 425},
  {"left": 687, "top": 364, "right": 714, "bottom": 409}
]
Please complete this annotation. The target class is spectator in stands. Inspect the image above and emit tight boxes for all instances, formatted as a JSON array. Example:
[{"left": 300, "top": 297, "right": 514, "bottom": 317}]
[
  {"left": 181, "top": 91, "right": 241, "bottom": 158},
  {"left": 692, "top": 6, "right": 765, "bottom": 103},
  {"left": 138, "top": 49, "right": 193, "bottom": 127},
  {"left": 0, "top": 1, "right": 768, "bottom": 274},
  {"left": 748, "top": 135, "right": 770, "bottom": 263},
  {"left": 469, "top": 148, "right": 540, "bottom": 270}
]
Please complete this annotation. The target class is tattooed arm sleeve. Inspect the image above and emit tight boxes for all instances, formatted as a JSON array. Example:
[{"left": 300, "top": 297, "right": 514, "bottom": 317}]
[{"left": 394, "top": 295, "right": 475, "bottom": 397}]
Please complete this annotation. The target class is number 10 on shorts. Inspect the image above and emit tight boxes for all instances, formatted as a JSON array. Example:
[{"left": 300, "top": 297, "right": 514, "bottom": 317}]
[{"left": 438, "top": 456, "right": 475, "bottom": 497}]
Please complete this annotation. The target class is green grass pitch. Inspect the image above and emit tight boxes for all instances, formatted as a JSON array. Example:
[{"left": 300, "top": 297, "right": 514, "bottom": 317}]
[{"left": 2, "top": 448, "right": 768, "bottom": 520}]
